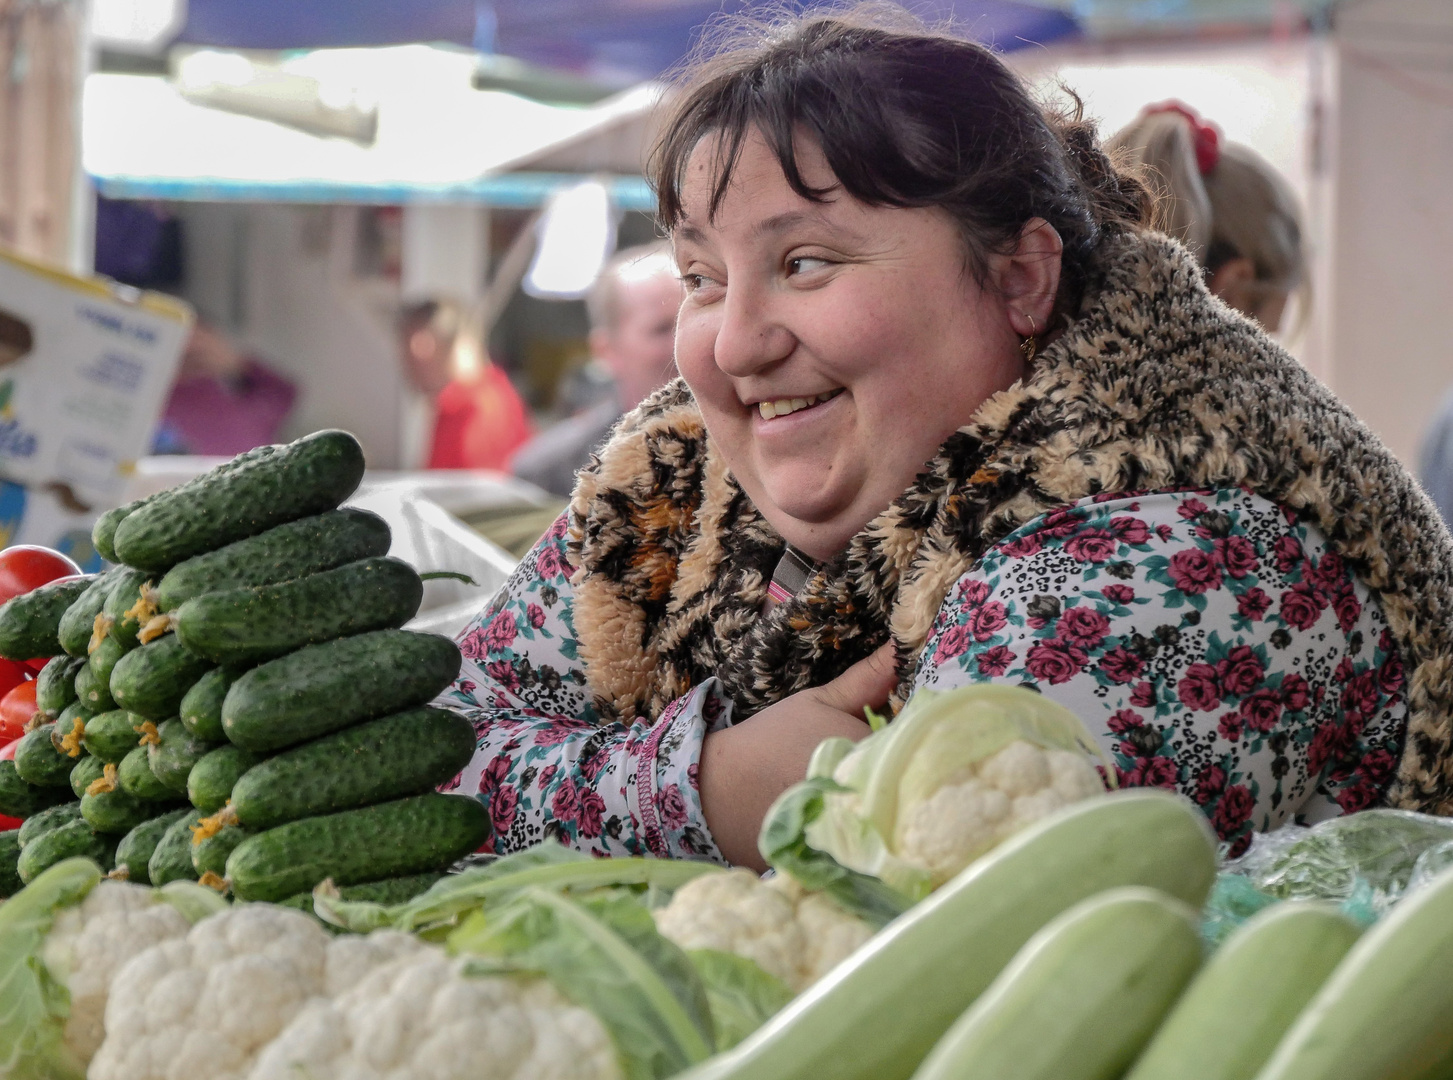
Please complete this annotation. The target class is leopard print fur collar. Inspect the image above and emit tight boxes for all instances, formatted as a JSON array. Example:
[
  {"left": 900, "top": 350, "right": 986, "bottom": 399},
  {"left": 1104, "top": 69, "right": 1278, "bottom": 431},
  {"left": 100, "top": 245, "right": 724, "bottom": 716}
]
[{"left": 567, "top": 232, "right": 1453, "bottom": 814}]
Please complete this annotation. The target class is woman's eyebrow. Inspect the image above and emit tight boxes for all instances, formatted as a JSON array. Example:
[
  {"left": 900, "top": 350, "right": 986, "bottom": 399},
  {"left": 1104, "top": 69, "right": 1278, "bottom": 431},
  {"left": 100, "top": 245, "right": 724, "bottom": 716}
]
[{"left": 750, "top": 208, "right": 857, "bottom": 242}]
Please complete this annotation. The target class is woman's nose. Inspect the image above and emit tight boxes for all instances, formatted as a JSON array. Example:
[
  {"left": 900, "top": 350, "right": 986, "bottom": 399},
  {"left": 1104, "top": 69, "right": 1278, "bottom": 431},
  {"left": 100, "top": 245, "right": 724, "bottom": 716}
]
[{"left": 712, "top": 283, "right": 795, "bottom": 378}]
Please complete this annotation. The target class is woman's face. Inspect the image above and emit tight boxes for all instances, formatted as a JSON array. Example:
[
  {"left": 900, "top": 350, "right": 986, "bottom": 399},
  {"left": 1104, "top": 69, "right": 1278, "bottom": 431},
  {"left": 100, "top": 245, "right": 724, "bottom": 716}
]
[{"left": 673, "top": 129, "right": 1030, "bottom": 561}]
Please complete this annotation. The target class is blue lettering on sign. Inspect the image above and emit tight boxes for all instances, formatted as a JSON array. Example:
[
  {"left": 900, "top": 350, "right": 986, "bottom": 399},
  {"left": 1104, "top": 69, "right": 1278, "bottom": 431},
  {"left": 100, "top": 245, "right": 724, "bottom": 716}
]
[
  {"left": 85, "top": 352, "right": 145, "bottom": 392},
  {"left": 76, "top": 304, "right": 162, "bottom": 346},
  {"left": 0, "top": 418, "right": 38, "bottom": 459}
]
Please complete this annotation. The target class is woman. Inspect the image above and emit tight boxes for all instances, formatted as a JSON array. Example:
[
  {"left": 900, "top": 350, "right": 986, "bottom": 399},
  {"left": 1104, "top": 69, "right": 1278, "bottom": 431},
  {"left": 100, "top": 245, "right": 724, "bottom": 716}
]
[
  {"left": 444, "top": 10, "right": 1453, "bottom": 868},
  {"left": 1107, "top": 102, "right": 1304, "bottom": 332}
]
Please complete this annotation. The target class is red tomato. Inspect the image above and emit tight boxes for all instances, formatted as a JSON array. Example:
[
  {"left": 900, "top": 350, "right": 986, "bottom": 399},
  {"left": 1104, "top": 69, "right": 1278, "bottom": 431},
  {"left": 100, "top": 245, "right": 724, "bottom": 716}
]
[
  {"left": 0, "top": 546, "right": 82, "bottom": 606},
  {"left": 0, "top": 680, "right": 37, "bottom": 744},
  {"left": 0, "top": 817, "right": 19, "bottom": 831},
  {"left": 0, "top": 738, "right": 16, "bottom": 760},
  {"left": 0, "top": 657, "right": 28, "bottom": 700}
]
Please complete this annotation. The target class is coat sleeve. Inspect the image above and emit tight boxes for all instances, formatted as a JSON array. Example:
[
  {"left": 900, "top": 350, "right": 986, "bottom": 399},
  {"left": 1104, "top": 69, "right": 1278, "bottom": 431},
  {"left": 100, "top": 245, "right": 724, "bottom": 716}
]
[{"left": 441, "top": 513, "right": 726, "bottom": 861}]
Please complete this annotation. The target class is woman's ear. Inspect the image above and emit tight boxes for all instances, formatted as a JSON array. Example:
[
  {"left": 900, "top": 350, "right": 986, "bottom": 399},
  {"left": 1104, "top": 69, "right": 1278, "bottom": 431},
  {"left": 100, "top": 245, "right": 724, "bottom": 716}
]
[
  {"left": 1208, "top": 256, "right": 1257, "bottom": 315},
  {"left": 993, "top": 217, "right": 1063, "bottom": 338}
]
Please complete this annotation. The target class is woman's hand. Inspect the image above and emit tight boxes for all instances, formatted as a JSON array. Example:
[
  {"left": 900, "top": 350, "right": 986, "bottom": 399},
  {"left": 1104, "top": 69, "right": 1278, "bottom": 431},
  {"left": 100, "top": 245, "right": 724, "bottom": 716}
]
[{"left": 698, "top": 644, "right": 899, "bottom": 869}]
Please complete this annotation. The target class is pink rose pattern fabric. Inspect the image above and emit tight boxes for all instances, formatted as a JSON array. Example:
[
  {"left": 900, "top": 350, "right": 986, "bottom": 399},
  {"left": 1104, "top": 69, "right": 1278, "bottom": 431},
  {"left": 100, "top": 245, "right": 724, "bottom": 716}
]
[
  {"left": 443, "top": 513, "right": 726, "bottom": 860},
  {"left": 916, "top": 489, "right": 1406, "bottom": 857},
  {"left": 445, "top": 491, "right": 1405, "bottom": 863}
]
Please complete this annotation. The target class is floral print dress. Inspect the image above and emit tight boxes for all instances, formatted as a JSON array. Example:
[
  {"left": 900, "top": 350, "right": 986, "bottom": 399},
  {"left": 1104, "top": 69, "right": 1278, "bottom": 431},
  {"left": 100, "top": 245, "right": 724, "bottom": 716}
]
[{"left": 442, "top": 488, "right": 1407, "bottom": 861}]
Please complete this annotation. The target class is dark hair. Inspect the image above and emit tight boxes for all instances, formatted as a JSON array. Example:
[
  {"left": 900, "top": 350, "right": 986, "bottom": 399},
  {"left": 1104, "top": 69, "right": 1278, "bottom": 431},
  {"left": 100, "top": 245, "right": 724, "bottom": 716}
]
[{"left": 649, "top": 6, "right": 1151, "bottom": 317}]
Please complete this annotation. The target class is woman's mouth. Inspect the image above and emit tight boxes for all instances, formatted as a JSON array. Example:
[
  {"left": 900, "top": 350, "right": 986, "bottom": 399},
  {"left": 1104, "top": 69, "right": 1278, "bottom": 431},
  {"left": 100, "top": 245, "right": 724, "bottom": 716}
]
[{"left": 756, "top": 388, "right": 843, "bottom": 420}]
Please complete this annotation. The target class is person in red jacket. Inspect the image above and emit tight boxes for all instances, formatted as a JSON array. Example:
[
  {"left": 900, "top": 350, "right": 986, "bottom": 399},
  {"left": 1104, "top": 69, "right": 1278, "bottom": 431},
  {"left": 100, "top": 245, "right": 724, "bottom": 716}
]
[{"left": 399, "top": 299, "right": 532, "bottom": 470}]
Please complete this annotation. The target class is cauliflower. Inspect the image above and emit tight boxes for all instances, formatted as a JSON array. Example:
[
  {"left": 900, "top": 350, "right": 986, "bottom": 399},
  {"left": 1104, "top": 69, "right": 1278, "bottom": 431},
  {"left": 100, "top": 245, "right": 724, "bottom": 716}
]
[
  {"left": 89, "top": 904, "right": 332, "bottom": 1080},
  {"left": 249, "top": 940, "right": 623, "bottom": 1080},
  {"left": 895, "top": 739, "right": 1106, "bottom": 886},
  {"left": 653, "top": 868, "right": 874, "bottom": 993}
]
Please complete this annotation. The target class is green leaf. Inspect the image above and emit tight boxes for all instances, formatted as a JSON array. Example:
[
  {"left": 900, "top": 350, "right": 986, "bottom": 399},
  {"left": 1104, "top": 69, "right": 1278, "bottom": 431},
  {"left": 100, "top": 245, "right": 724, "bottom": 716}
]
[
  {"left": 315, "top": 845, "right": 721, "bottom": 934},
  {"left": 154, "top": 879, "right": 229, "bottom": 924},
  {"left": 452, "top": 887, "right": 714, "bottom": 1080},
  {"left": 0, "top": 857, "right": 101, "bottom": 1080},
  {"left": 688, "top": 949, "right": 794, "bottom": 1052}
]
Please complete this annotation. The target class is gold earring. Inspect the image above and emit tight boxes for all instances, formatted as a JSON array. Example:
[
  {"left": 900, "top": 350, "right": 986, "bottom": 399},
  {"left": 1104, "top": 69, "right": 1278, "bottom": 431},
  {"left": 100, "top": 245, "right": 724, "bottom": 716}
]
[{"left": 1019, "top": 313, "right": 1038, "bottom": 364}]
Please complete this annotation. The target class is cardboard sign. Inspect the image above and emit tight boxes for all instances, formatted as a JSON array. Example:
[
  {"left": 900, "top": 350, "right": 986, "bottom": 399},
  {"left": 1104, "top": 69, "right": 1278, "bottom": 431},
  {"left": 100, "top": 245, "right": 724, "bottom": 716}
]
[{"left": 0, "top": 247, "right": 191, "bottom": 507}]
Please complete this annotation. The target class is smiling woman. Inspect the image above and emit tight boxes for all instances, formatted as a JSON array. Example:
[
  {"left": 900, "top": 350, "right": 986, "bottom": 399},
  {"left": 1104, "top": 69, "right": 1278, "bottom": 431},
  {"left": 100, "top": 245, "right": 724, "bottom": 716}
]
[{"left": 441, "top": 6, "right": 1453, "bottom": 869}]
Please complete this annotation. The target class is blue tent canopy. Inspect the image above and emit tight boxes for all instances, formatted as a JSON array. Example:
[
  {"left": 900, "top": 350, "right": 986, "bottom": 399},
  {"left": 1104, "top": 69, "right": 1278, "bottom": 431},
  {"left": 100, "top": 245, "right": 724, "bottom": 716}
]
[{"left": 177, "top": 0, "right": 1080, "bottom": 78}]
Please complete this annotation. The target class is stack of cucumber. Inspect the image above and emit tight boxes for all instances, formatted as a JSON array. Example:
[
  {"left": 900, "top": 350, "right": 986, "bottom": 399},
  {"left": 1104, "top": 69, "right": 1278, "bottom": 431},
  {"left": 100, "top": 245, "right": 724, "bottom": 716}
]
[{"left": 0, "top": 430, "right": 487, "bottom": 904}]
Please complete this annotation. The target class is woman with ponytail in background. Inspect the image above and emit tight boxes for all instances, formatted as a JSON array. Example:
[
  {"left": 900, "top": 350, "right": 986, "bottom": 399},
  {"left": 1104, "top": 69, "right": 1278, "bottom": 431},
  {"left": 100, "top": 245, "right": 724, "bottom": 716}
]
[
  {"left": 1108, "top": 103, "right": 1305, "bottom": 332},
  {"left": 443, "top": 8, "right": 1453, "bottom": 869}
]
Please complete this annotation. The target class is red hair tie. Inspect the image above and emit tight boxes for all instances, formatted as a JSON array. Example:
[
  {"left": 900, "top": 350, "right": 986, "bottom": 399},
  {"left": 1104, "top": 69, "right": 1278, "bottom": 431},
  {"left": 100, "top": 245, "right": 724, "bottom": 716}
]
[{"left": 1144, "top": 101, "right": 1221, "bottom": 175}]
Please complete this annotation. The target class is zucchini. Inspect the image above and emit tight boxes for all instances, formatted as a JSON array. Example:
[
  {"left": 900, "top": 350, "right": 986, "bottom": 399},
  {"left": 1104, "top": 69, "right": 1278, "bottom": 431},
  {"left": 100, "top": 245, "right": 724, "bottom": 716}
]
[
  {"left": 156, "top": 507, "right": 392, "bottom": 612},
  {"left": 81, "top": 709, "right": 142, "bottom": 764},
  {"left": 148, "top": 809, "right": 203, "bottom": 885},
  {"left": 175, "top": 556, "right": 423, "bottom": 667},
  {"left": 223, "top": 629, "right": 461, "bottom": 752},
  {"left": 81, "top": 784, "right": 166, "bottom": 834},
  {"left": 279, "top": 871, "right": 445, "bottom": 913},
  {"left": 120, "top": 745, "right": 175, "bottom": 801},
  {"left": 114, "top": 807, "right": 193, "bottom": 885},
  {"left": 231, "top": 706, "right": 476, "bottom": 829},
  {"left": 100, "top": 568, "right": 152, "bottom": 650},
  {"left": 14, "top": 723, "right": 77, "bottom": 787},
  {"left": 179, "top": 667, "right": 235, "bottom": 742},
  {"left": 911, "top": 887, "right": 1202, "bottom": 1080},
  {"left": 147, "top": 719, "right": 217, "bottom": 794},
  {"left": 191, "top": 821, "right": 251, "bottom": 878},
  {"left": 678, "top": 791, "right": 1218, "bottom": 1080},
  {"left": 1254, "top": 862, "right": 1453, "bottom": 1080},
  {"left": 0, "top": 576, "right": 91, "bottom": 661},
  {"left": 17, "top": 819, "right": 116, "bottom": 883},
  {"left": 0, "top": 829, "right": 21, "bottom": 897},
  {"left": 112, "top": 430, "right": 366, "bottom": 571},
  {"left": 0, "top": 760, "right": 73, "bottom": 818},
  {"left": 58, "top": 570, "right": 117, "bottom": 656},
  {"left": 1127, "top": 901, "right": 1360, "bottom": 1080},
  {"left": 17, "top": 801, "right": 85, "bottom": 847},
  {"left": 36, "top": 655, "right": 84, "bottom": 717},
  {"left": 188, "top": 744, "right": 264, "bottom": 813},
  {"left": 75, "top": 656, "right": 116, "bottom": 712},
  {"left": 71, "top": 754, "right": 107, "bottom": 798},
  {"left": 109, "top": 635, "right": 212, "bottom": 720},
  {"left": 226, "top": 792, "right": 490, "bottom": 902}
]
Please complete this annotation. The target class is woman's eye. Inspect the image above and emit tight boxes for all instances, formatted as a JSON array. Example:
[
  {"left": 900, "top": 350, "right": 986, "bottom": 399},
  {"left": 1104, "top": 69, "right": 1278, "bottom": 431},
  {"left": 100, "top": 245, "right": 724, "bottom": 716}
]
[
  {"left": 680, "top": 272, "right": 721, "bottom": 292},
  {"left": 787, "top": 256, "right": 831, "bottom": 276}
]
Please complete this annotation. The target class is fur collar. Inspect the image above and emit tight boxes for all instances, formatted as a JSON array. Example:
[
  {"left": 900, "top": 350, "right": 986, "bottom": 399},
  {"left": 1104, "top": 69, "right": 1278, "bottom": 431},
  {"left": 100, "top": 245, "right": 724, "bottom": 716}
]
[{"left": 568, "top": 232, "right": 1453, "bottom": 814}]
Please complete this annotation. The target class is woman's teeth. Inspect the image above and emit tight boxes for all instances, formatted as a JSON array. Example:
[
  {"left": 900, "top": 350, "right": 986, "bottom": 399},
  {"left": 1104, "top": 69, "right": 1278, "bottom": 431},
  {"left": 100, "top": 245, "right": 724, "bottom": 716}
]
[{"left": 757, "top": 390, "right": 840, "bottom": 420}]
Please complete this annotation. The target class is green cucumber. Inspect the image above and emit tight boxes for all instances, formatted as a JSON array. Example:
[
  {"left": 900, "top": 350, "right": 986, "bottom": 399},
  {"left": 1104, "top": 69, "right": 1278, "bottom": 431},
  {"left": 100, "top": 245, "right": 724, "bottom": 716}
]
[
  {"left": 147, "top": 719, "right": 217, "bottom": 794},
  {"left": 226, "top": 792, "right": 489, "bottom": 902},
  {"left": 70, "top": 754, "right": 106, "bottom": 798},
  {"left": 81, "top": 784, "right": 165, "bottom": 834},
  {"left": 120, "top": 745, "right": 175, "bottom": 801},
  {"left": 57, "top": 700, "right": 94, "bottom": 734},
  {"left": 18, "top": 819, "right": 116, "bottom": 883},
  {"left": 279, "top": 871, "right": 445, "bottom": 913},
  {"left": 179, "top": 667, "right": 235, "bottom": 742},
  {"left": 93, "top": 503, "right": 145, "bottom": 565},
  {"left": 1126, "top": 901, "right": 1361, "bottom": 1080},
  {"left": 175, "top": 556, "right": 423, "bottom": 667},
  {"left": 0, "top": 576, "right": 91, "bottom": 661},
  {"left": 36, "top": 655, "right": 84, "bottom": 717},
  {"left": 17, "top": 801, "right": 85, "bottom": 847},
  {"left": 114, "top": 807, "right": 193, "bottom": 885},
  {"left": 223, "top": 629, "right": 461, "bottom": 752},
  {"left": 192, "top": 822, "right": 251, "bottom": 878},
  {"left": 188, "top": 744, "right": 264, "bottom": 813},
  {"left": 100, "top": 568, "right": 152, "bottom": 650},
  {"left": 82, "top": 709, "right": 142, "bottom": 763},
  {"left": 0, "top": 829, "right": 21, "bottom": 897},
  {"left": 14, "top": 723, "right": 77, "bottom": 787},
  {"left": 148, "top": 809, "right": 203, "bottom": 885},
  {"left": 1254, "top": 862, "right": 1453, "bottom": 1080},
  {"left": 157, "top": 507, "right": 392, "bottom": 612},
  {"left": 0, "top": 760, "right": 73, "bottom": 818},
  {"left": 677, "top": 791, "right": 1218, "bottom": 1080},
  {"left": 58, "top": 570, "right": 118, "bottom": 656},
  {"left": 113, "top": 430, "right": 366, "bottom": 571},
  {"left": 109, "top": 635, "right": 212, "bottom": 720},
  {"left": 231, "top": 707, "right": 476, "bottom": 829},
  {"left": 87, "top": 634, "right": 129, "bottom": 690},
  {"left": 910, "top": 887, "right": 1203, "bottom": 1080},
  {"left": 75, "top": 657, "right": 116, "bottom": 712}
]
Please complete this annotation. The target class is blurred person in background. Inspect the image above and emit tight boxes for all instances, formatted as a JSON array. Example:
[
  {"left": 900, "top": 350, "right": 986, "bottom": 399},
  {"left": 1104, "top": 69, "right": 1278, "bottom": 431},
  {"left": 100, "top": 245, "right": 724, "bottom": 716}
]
[
  {"left": 510, "top": 244, "right": 684, "bottom": 496},
  {"left": 1108, "top": 102, "right": 1305, "bottom": 333},
  {"left": 399, "top": 298, "right": 532, "bottom": 471},
  {"left": 152, "top": 317, "right": 297, "bottom": 456}
]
